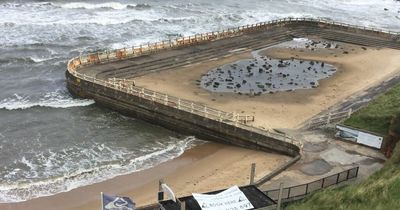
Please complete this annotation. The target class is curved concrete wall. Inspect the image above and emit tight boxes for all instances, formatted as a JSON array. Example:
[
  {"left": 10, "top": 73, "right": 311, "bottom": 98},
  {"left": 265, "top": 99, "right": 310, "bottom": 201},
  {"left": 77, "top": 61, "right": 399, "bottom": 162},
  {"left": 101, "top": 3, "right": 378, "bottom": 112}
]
[{"left": 65, "top": 18, "right": 400, "bottom": 158}]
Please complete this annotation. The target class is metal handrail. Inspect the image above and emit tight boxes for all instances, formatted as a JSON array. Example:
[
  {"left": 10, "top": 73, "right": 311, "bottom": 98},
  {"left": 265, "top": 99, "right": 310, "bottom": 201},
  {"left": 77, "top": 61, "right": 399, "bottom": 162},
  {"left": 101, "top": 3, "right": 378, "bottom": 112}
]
[{"left": 264, "top": 166, "right": 359, "bottom": 201}]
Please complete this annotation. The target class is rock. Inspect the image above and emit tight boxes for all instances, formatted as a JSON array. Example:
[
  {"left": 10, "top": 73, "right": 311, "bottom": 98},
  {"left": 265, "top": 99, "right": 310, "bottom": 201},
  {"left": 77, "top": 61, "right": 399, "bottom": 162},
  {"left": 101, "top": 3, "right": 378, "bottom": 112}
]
[{"left": 278, "top": 63, "right": 287, "bottom": 67}]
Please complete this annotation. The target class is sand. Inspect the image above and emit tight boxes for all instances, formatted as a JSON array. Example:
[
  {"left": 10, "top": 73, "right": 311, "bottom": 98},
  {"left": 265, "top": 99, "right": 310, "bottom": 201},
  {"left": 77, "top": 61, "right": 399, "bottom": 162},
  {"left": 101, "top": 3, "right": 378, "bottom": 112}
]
[
  {"left": 0, "top": 143, "right": 289, "bottom": 210},
  {"left": 4, "top": 41, "right": 399, "bottom": 210},
  {"left": 134, "top": 42, "right": 400, "bottom": 130}
]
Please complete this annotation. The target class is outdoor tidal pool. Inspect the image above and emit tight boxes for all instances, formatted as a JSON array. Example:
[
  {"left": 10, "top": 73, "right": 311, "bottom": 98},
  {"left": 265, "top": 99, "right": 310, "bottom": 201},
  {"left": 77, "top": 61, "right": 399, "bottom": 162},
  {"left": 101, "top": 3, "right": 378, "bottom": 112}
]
[{"left": 200, "top": 53, "right": 337, "bottom": 95}]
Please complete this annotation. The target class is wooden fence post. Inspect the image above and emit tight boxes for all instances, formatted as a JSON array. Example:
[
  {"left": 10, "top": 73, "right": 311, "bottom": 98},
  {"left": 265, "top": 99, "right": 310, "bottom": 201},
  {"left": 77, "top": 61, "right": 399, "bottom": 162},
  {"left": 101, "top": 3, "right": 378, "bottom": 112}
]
[
  {"left": 164, "top": 95, "right": 168, "bottom": 105},
  {"left": 250, "top": 163, "right": 256, "bottom": 185},
  {"left": 277, "top": 183, "right": 284, "bottom": 210},
  {"left": 347, "top": 108, "right": 353, "bottom": 117},
  {"left": 327, "top": 112, "right": 332, "bottom": 124}
]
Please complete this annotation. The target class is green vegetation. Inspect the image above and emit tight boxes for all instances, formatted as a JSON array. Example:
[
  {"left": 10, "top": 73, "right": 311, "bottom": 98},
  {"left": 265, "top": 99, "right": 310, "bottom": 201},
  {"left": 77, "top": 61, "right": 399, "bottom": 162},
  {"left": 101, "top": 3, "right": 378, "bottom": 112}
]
[
  {"left": 286, "top": 143, "right": 400, "bottom": 210},
  {"left": 343, "top": 83, "right": 400, "bottom": 135},
  {"left": 286, "top": 83, "right": 400, "bottom": 210}
]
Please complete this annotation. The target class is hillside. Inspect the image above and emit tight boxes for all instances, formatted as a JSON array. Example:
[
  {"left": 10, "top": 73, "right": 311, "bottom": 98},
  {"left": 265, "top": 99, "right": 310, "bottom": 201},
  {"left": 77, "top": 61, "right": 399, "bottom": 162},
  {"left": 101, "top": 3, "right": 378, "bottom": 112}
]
[{"left": 287, "top": 82, "right": 400, "bottom": 210}]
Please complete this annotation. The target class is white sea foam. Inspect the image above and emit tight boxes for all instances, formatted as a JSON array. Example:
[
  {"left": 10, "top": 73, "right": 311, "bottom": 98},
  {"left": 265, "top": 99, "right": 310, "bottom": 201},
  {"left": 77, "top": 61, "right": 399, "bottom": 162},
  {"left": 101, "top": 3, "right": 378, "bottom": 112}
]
[
  {"left": 29, "top": 56, "right": 53, "bottom": 63},
  {"left": 0, "top": 136, "right": 201, "bottom": 203},
  {"left": 57, "top": 2, "right": 137, "bottom": 10},
  {"left": 0, "top": 92, "right": 95, "bottom": 110}
]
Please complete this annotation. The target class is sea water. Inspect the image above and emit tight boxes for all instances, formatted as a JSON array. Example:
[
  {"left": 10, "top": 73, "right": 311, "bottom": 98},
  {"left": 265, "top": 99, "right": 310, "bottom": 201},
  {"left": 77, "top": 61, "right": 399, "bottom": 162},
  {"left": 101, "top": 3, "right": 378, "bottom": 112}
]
[{"left": 0, "top": 0, "right": 399, "bottom": 203}]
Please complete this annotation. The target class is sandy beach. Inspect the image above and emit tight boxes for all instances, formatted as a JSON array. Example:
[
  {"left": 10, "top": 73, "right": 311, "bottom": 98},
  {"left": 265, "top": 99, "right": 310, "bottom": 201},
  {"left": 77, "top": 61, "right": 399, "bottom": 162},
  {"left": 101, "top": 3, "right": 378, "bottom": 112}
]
[
  {"left": 0, "top": 143, "right": 289, "bottom": 210},
  {"left": 134, "top": 41, "right": 400, "bottom": 130}
]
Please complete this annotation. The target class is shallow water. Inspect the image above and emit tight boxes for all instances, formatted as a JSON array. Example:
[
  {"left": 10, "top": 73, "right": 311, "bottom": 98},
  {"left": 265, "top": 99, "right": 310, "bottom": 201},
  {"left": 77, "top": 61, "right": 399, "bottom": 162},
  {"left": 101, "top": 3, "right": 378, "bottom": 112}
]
[
  {"left": 0, "top": 0, "right": 399, "bottom": 203},
  {"left": 200, "top": 45, "right": 337, "bottom": 94}
]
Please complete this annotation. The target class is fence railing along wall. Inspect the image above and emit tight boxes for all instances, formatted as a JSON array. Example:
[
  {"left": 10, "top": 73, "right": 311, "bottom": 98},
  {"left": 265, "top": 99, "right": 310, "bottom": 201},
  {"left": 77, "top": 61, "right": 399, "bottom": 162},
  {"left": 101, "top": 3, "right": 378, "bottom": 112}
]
[
  {"left": 68, "top": 17, "right": 399, "bottom": 72},
  {"left": 306, "top": 109, "right": 354, "bottom": 129},
  {"left": 71, "top": 70, "right": 301, "bottom": 148},
  {"left": 67, "top": 18, "right": 399, "bottom": 149},
  {"left": 264, "top": 166, "right": 359, "bottom": 202}
]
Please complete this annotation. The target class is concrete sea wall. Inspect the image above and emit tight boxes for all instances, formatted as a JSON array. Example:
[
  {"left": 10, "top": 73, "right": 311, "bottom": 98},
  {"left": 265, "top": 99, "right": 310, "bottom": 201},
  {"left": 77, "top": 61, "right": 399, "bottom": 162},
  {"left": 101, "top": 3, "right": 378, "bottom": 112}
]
[
  {"left": 65, "top": 18, "right": 400, "bottom": 187},
  {"left": 66, "top": 72, "right": 300, "bottom": 156}
]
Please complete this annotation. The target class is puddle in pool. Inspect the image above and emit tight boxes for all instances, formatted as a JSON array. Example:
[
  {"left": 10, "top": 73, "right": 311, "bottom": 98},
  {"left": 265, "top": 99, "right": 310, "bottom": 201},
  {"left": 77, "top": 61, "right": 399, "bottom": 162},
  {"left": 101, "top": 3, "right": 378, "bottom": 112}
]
[{"left": 200, "top": 45, "right": 337, "bottom": 95}]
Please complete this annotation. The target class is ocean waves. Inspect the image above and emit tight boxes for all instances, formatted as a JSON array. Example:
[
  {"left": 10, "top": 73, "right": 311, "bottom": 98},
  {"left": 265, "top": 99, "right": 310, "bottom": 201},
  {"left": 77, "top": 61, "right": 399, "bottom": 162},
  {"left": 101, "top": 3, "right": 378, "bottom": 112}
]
[
  {"left": 0, "top": 92, "right": 95, "bottom": 110},
  {"left": 0, "top": 1, "right": 151, "bottom": 10},
  {"left": 56, "top": 2, "right": 151, "bottom": 10},
  {"left": 0, "top": 136, "right": 202, "bottom": 203}
]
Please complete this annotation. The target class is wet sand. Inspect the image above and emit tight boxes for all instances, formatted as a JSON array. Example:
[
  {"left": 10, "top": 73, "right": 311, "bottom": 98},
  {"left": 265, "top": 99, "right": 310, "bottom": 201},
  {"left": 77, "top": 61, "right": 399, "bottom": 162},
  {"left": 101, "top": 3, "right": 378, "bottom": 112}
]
[
  {"left": 134, "top": 41, "right": 400, "bottom": 129},
  {"left": 0, "top": 143, "right": 289, "bottom": 210}
]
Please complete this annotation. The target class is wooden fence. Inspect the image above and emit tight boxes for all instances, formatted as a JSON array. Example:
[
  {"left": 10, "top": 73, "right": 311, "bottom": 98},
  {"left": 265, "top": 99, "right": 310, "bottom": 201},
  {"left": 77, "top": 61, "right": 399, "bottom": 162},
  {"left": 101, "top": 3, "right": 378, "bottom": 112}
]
[{"left": 306, "top": 109, "right": 353, "bottom": 129}]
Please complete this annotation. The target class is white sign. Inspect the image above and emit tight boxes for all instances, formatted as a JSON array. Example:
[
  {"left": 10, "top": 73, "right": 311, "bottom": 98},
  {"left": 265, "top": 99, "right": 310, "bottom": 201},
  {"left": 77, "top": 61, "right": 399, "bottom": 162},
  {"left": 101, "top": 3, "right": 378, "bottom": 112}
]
[
  {"left": 357, "top": 132, "right": 383, "bottom": 149},
  {"left": 336, "top": 125, "right": 383, "bottom": 149},
  {"left": 192, "top": 186, "right": 254, "bottom": 210}
]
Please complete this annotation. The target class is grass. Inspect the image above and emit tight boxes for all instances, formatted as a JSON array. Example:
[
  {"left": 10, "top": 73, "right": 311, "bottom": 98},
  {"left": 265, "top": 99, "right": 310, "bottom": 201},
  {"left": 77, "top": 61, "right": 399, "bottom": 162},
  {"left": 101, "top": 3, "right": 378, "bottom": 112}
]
[
  {"left": 286, "top": 143, "right": 400, "bottom": 210},
  {"left": 286, "top": 82, "right": 400, "bottom": 209},
  {"left": 343, "top": 82, "right": 400, "bottom": 135}
]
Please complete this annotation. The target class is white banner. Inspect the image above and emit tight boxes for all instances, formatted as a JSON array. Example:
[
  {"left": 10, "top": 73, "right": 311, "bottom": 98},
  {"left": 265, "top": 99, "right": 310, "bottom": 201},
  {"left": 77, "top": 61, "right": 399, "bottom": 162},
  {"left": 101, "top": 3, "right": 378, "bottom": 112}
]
[
  {"left": 336, "top": 125, "right": 383, "bottom": 149},
  {"left": 357, "top": 132, "right": 383, "bottom": 149},
  {"left": 161, "top": 184, "right": 176, "bottom": 202},
  {"left": 192, "top": 186, "right": 254, "bottom": 210}
]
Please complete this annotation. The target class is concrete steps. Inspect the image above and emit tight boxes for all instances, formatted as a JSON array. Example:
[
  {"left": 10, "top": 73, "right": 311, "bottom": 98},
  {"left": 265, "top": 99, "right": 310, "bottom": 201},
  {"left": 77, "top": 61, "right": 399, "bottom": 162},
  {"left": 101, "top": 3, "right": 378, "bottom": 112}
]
[
  {"left": 98, "top": 30, "right": 298, "bottom": 79},
  {"left": 79, "top": 24, "right": 400, "bottom": 80}
]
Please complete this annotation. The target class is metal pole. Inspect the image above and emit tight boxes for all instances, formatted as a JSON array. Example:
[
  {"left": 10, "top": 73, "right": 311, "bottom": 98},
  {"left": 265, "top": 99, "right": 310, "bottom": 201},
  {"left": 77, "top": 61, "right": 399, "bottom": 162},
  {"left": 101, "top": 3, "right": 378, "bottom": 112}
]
[
  {"left": 101, "top": 192, "right": 104, "bottom": 210},
  {"left": 158, "top": 179, "right": 164, "bottom": 201},
  {"left": 180, "top": 200, "right": 186, "bottom": 210},
  {"left": 250, "top": 163, "right": 256, "bottom": 185},
  {"left": 276, "top": 183, "right": 284, "bottom": 210}
]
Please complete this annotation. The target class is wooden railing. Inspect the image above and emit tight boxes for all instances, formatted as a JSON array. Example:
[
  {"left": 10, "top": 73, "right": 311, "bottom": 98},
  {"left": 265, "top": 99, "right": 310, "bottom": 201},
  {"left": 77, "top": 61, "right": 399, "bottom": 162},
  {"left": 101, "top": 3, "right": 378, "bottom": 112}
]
[
  {"left": 306, "top": 109, "right": 353, "bottom": 129},
  {"left": 73, "top": 71, "right": 254, "bottom": 124},
  {"left": 67, "top": 17, "right": 400, "bottom": 149},
  {"left": 70, "top": 69, "right": 301, "bottom": 147},
  {"left": 68, "top": 17, "right": 399, "bottom": 72}
]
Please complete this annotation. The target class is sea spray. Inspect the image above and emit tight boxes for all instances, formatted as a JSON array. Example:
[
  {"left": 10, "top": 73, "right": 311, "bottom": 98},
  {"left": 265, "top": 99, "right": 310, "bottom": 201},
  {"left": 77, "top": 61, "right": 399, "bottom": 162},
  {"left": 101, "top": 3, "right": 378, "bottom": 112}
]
[{"left": 0, "top": 92, "right": 95, "bottom": 110}]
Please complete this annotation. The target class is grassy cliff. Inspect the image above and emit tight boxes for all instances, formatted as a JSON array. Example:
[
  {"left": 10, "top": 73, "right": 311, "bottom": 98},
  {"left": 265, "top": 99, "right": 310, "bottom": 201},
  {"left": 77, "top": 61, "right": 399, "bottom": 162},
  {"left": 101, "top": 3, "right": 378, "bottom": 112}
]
[
  {"left": 343, "top": 83, "right": 400, "bottom": 135},
  {"left": 287, "top": 82, "right": 400, "bottom": 210},
  {"left": 286, "top": 143, "right": 400, "bottom": 210}
]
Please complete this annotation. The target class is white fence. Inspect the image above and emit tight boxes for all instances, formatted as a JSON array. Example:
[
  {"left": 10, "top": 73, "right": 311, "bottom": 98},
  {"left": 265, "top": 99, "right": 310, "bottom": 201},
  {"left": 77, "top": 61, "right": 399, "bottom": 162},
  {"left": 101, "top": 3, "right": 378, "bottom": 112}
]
[
  {"left": 306, "top": 109, "right": 353, "bottom": 129},
  {"left": 67, "top": 17, "right": 399, "bottom": 148},
  {"left": 70, "top": 70, "right": 301, "bottom": 148},
  {"left": 68, "top": 17, "right": 400, "bottom": 72}
]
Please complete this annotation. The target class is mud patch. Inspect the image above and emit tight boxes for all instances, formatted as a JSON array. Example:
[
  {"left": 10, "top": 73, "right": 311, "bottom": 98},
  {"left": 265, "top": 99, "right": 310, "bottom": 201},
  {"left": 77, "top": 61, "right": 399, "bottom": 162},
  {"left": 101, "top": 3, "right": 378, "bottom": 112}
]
[{"left": 300, "top": 159, "right": 332, "bottom": 176}]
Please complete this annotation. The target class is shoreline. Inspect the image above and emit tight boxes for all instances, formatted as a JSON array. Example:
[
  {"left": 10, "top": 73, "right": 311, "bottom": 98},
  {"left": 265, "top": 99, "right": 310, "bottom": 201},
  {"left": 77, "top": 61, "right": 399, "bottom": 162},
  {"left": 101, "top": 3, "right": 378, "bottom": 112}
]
[{"left": 0, "top": 142, "right": 289, "bottom": 210}]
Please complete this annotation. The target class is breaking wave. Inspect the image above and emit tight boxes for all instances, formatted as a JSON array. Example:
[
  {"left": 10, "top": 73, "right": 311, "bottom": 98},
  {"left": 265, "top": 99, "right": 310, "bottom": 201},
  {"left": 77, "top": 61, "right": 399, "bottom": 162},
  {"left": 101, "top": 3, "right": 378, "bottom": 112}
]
[
  {"left": 0, "top": 136, "right": 201, "bottom": 203},
  {"left": 0, "top": 92, "right": 95, "bottom": 110},
  {"left": 56, "top": 2, "right": 151, "bottom": 10}
]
